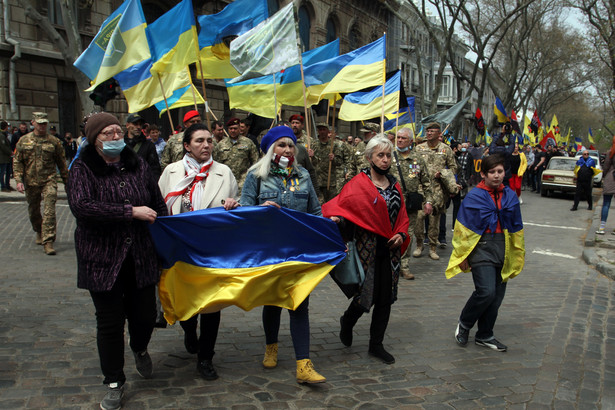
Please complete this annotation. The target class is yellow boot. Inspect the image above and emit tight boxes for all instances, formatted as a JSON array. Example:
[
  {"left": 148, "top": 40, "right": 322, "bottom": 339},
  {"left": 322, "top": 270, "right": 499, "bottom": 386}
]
[
  {"left": 296, "top": 359, "right": 326, "bottom": 384},
  {"left": 263, "top": 343, "right": 278, "bottom": 368}
]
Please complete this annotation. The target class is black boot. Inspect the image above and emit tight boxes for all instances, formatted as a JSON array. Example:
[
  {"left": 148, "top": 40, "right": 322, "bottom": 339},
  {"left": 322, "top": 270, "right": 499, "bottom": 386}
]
[{"left": 340, "top": 301, "right": 363, "bottom": 347}]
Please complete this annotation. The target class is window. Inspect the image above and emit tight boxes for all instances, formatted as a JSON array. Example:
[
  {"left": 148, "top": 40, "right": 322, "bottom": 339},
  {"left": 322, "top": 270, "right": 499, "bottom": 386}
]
[
  {"left": 298, "top": 6, "right": 311, "bottom": 51},
  {"left": 47, "top": 0, "right": 78, "bottom": 26},
  {"left": 325, "top": 16, "right": 336, "bottom": 44},
  {"left": 440, "top": 76, "right": 449, "bottom": 97},
  {"left": 348, "top": 24, "right": 360, "bottom": 49}
]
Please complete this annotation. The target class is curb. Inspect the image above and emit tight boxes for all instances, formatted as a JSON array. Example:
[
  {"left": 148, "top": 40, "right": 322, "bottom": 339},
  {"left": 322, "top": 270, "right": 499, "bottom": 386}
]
[{"left": 583, "top": 248, "right": 615, "bottom": 280}]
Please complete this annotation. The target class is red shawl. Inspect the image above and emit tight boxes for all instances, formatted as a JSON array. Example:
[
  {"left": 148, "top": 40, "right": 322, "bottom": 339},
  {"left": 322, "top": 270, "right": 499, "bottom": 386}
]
[{"left": 322, "top": 172, "right": 410, "bottom": 255}]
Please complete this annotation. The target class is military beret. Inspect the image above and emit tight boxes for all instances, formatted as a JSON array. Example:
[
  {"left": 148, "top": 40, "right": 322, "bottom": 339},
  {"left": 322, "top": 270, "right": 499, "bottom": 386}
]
[
  {"left": 183, "top": 110, "right": 200, "bottom": 123},
  {"left": 226, "top": 117, "right": 240, "bottom": 127},
  {"left": 289, "top": 114, "right": 304, "bottom": 123},
  {"left": 425, "top": 122, "right": 441, "bottom": 130}
]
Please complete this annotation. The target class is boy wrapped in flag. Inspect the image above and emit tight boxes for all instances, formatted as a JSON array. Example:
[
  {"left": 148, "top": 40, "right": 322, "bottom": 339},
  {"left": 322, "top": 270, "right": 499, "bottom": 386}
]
[{"left": 446, "top": 154, "right": 525, "bottom": 352}]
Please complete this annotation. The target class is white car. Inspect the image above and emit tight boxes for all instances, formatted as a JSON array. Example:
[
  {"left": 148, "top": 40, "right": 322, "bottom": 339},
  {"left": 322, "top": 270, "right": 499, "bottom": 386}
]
[{"left": 574, "top": 152, "right": 602, "bottom": 187}]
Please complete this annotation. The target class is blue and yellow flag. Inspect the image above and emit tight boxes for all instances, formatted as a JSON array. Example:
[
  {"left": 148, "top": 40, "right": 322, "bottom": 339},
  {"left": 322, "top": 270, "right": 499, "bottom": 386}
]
[
  {"left": 588, "top": 127, "right": 595, "bottom": 144},
  {"left": 149, "top": 206, "right": 346, "bottom": 324},
  {"left": 74, "top": 0, "right": 149, "bottom": 90},
  {"left": 494, "top": 97, "right": 508, "bottom": 124},
  {"left": 301, "top": 35, "right": 386, "bottom": 103},
  {"left": 115, "top": 61, "right": 202, "bottom": 113},
  {"left": 197, "top": 0, "right": 268, "bottom": 79},
  {"left": 338, "top": 70, "right": 401, "bottom": 121},
  {"left": 225, "top": 39, "right": 340, "bottom": 118},
  {"left": 154, "top": 82, "right": 205, "bottom": 116},
  {"left": 147, "top": 0, "right": 199, "bottom": 75},
  {"left": 383, "top": 111, "right": 413, "bottom": 133},
  {"left": 446, "top": 185, "right": 524, "bottom": 281}
]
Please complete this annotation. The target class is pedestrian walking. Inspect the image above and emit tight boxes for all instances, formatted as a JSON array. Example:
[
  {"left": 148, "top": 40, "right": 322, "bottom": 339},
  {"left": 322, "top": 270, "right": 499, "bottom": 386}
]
[
  {"left": 571, "top": 150, "right": 596, "bottom": 211},
  {"left": 13, "top": 112, "right": 68, "bottom": 255},
  {"left": 66, "top": 112, "right": 168, "bottom": 410},
  {"left": 158, "top": 123, "right": 239, "bottom": 381},
  {"left": 597, "top": 137, "right": 615, "bottom": 234},
  {"left": 447, "top": 154, "right": 525, "bottom": 352},
  {"left": 324, "top": 136, "right": 410, "bottom": 365},
  {"left": 240, "top": 125, "right": 325, "bottom": 384}
]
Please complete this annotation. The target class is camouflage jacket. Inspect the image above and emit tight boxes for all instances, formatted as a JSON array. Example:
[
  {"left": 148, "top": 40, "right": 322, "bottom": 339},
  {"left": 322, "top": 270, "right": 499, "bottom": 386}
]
[
  {"left": 392, "top": 149, "right": 433, "bottom": 204},
  {"left": 213, "top": 136, "right": 259, "bottom": 187},
  {"left": 352, "top": 141, "right": 369, "bottom": 171},
  {"left": 160, "top": 132, "right": 185, "bottom": 170},
  {"left": 336, "top": 142, "right": 357, "bottom": 191},
  {"left": 311, "top": 138, "right": 347, "bottom": 188},
  {"left": 13, "top": 132, "right": 68, "bottom": 186},
  {"left": 415, "top": 141, "right": 458, "bottom": 210},
  {"left": 295, "top": 130, "right": 318, "bottom": 152}
]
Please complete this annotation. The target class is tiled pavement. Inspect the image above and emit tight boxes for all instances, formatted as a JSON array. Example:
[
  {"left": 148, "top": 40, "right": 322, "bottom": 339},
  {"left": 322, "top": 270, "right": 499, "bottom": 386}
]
[{"left": 0, "top": 189, "right": 614, "bottom": 409}]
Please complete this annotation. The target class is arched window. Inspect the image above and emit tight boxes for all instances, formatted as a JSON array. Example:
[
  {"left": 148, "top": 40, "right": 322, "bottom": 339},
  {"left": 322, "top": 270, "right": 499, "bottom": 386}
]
[
  {"left": 348, "top": 24, "right": 360, "bottom": 49},
  {"left": 325, "top": 16, "right": 336, "bottom": 44},
  {"left": 298, "top": 5, "right": 311, "bottom": 51}
]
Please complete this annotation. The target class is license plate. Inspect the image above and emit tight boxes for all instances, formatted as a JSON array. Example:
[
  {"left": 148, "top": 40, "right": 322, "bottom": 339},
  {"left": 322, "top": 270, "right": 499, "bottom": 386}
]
[{"left": 554, "top": 176, "right": 571, "bottom": 183}]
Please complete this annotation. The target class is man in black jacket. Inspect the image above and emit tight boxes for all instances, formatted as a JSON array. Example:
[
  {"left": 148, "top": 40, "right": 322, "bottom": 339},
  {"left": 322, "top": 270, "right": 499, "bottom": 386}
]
[{"left": 124, "top": 113, "right": 161, "bottom": 180}]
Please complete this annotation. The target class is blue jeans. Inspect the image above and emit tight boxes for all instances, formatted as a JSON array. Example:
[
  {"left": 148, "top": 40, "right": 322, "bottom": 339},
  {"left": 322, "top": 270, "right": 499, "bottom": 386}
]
[
  {"left": 601, "top": 194, "right": 613, "bottom": 223},
  {"left": 263, "top": 296, "right": 310, "bottom": 360},
  {"left": 459, "top": 265, "right": 507, "bottom": 340},
  {"left": 0, "top": 163, "right": 9, "bottom": 189}
]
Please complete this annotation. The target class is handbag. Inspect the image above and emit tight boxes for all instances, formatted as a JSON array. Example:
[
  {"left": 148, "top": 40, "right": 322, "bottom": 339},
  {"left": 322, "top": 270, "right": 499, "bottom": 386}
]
[
  {"left": 393, "top": 151, "right": 424, "bottom": 212},
  {"left": 329, "top": 240, "right": 365, "bottom": 298}
]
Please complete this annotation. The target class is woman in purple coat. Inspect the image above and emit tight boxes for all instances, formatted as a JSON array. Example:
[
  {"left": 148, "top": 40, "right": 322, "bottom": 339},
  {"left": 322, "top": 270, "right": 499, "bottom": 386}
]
[{"left": 67, "top": 112, "right": 168, "bottom": 410}]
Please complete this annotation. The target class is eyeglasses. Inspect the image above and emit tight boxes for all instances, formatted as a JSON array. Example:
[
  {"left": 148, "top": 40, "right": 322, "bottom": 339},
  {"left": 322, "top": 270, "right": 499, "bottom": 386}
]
[{"left": 99, "top": 128, "right": 123, "bottom": 139}]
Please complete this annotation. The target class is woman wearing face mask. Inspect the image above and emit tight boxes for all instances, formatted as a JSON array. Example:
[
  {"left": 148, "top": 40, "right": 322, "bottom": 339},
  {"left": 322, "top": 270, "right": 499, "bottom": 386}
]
[
  {"left": 323, "top": 135, "right": 410, "bottom": 365},
  {"left": 158, "top": 123, "right": 239, "bottom": 382},
  {"left": 67, "top": 112, "right": 168, "bottom": 410},
  {"left": 240, "top": 125, "right": 324, "bottom": 384}
]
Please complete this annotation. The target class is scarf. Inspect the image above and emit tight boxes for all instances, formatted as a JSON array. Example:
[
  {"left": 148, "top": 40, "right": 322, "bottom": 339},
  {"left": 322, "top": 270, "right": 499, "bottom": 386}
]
[{"left": 164, "top": 154, "right": 213, "bottom": 214}]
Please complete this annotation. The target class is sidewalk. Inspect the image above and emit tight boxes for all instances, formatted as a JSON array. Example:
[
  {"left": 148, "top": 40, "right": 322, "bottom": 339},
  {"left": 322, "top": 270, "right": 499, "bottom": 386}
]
[
  {"left": 582, "top": 194, "right": 615, "bottom": 279},
  {"left": 0, "top": 178, "right": 67, "bottom": 202}
]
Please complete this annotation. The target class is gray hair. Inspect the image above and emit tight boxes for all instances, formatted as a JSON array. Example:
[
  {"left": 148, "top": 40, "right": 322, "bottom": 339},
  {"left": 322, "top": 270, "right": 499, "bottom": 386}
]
[
  {"left": 398, "top": 127, "right": 414, "bottom": 138},
  {"left": 364, "top": 136, "right": 394, "bottom": 161},
  {"left": 248, "top": 137, "right": 296, "bottom": 179}
]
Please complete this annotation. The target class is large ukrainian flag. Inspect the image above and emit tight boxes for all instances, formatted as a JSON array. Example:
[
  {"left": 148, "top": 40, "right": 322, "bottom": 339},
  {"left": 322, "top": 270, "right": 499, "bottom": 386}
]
[
  {"left": 225, "top": 39, "right": 340, "bottom": 118},
  {"left": 147, "top": 0, "right": 199, "bottom": 75},
  {"left": 74, "top": 0, "right": 149, "bottom": 90},
  {"left": 446, "top": 186, "right": 525, "bottom": 281},
  {"left": 149, "top": 206, "right": 346, "bottom": 324},
  {"left": 338, "top": 70, "right": 401, "bottom": 121},
  {"left": 197, "top": 0, "right": 269, "bottom": 79}
]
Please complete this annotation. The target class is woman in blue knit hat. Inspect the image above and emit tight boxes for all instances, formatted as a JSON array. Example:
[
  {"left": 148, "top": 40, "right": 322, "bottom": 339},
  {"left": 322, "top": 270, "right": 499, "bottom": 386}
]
[{"left": 240, "top": 124, "right": 324, "bottom": 384}]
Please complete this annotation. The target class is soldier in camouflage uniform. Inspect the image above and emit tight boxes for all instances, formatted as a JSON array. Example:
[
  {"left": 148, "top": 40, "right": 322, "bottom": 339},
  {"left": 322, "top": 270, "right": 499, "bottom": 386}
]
[
  {"left": 13, "top": 112, "right": 68, "bottom": 255},
  {"left": 160, "top": 110, "right": 202, "bottom": 170},
  {"left": 353, "top": 122, "right": 379, "bottom": 170},
  {"left": 312, "top": 123, "right": 348, "bottom": 203},
  {"left": 290, "top": 114, "right": 317, "bottom": 158},
  {"left": 391, "top": 128, "right": 433, "bottom": 280},
  {"left": 336, "top": 135, "right": 356, "bottom": 193},
  {"left": 211, "top": 120, "right": 225, "bottom": 145},
  {"left": 413, "top": 122, "right": 457, "bottom": 261},
  {"left": 213, "top": 118, "right": 259, "bottom": 192}
]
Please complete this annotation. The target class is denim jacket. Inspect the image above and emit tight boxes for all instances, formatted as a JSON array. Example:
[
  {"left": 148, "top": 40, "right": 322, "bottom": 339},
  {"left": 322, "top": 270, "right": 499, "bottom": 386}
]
[{"left": 240, "top": 165, "right": 322, "bottom": 216}]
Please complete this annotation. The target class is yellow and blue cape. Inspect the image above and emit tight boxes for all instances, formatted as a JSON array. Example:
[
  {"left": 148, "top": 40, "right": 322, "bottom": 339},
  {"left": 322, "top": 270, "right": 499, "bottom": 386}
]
[
  {"left": 149, "top": 206, "right": 346, "bottom": 324},
  {"left": 446, "top": 186, "right": 525, "bottom": 281}
]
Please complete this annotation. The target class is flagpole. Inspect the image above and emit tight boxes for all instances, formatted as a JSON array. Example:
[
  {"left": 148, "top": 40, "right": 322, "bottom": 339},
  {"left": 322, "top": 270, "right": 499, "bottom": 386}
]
[
  {"left": 380, "top": 32, "right": 387, "bottom": 135},
  {"left": 197, "top": 58, "right": 212, "bottom": 130},
  {"left": 327, "top": 94, "right": 337, "bottom": 191},
  {"left": 273, "top": 73, "right": 278, "bottom": 123},
  {"left": 156, "top": 73, "right": 175, "bottom": 134},
  {"left": 189, "top": 82, "right": 198, "bottom": 111}
]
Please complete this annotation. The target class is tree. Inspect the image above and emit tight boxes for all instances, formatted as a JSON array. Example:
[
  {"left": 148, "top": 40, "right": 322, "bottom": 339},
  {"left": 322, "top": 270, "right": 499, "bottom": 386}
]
[{"left": 19, "top": 0, "right": 95, "bottom": 115}]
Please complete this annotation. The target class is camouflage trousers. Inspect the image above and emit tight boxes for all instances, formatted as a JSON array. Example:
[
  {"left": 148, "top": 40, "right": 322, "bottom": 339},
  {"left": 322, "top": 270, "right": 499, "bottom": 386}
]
[
  {"left": 25, "top": 180, "right": 58, "bottom": 244},
  {"left": 401, "top": 210, "right": 419, "bottom": 272},
  {"left": 414, "top": 209, "right": 441, "bottom": 247}
]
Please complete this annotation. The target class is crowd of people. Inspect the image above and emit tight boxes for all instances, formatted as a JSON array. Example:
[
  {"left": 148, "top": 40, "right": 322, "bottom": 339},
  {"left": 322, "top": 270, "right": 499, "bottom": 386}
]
[{"left": 12, "top": 108, "right": 615, "bottom": 409}]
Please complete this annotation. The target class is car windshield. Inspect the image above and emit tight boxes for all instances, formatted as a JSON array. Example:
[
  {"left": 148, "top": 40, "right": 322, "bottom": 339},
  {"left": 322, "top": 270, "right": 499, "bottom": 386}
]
[{"left": 548, "top": 158, "right": 576, "bottom": 171}]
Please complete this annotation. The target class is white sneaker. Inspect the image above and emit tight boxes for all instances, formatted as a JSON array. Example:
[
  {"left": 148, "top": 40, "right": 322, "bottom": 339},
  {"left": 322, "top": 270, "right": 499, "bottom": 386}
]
[{"left": 519, "top": 197, "right": 523, "bottom": 204}]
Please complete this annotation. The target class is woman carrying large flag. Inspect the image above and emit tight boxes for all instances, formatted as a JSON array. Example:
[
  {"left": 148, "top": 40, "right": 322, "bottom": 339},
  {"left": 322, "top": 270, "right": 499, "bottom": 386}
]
[{"left": 447, "top": 154, "right": 525, "bottom": 352}]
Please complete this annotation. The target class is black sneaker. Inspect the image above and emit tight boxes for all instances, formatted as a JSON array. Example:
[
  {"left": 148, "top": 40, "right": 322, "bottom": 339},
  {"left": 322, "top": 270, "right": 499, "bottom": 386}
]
[
  {"left": 475, "top": 338, "right": 507, "bottom": 352},
  {"left": 100, "top": 382, "right": 123, "bottom": 410},
  {"left": 439, "top": 240, "right": 447, "bottom": 249},
  {"left": 197, "top": 359, "right": 219, "bottom": 380},
  {"left": 455, "top": 324, "right": 469, "bottom": 346},
  {"left": 133, "top": 350, "right": 153, "bottom": 379}
]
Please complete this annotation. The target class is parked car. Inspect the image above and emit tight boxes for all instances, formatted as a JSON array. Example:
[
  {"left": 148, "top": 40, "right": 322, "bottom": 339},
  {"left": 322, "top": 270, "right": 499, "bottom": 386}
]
[
  {"left": 541, "top": 156, "right": 577, "bottom": 197},
  {"left": 574, "top": 152, "right": 603, "bottom": 187}
]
